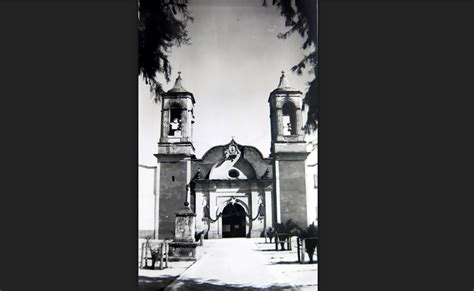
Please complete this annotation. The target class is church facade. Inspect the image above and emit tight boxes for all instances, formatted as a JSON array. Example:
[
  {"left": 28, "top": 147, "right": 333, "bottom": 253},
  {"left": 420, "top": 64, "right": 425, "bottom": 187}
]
[{"left": 153, "top": 72, "right": 317, "bottom": 239}]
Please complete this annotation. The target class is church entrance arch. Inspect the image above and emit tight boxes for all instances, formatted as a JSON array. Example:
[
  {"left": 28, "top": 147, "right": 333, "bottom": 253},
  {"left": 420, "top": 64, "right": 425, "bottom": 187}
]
[{"left": 222, "top": 203, "right": 246, "bottom": 238}]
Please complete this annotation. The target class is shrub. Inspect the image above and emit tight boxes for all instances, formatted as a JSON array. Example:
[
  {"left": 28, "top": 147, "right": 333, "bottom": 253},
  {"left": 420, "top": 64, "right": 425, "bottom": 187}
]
[
  {"left": 144, "top": 236, "right": 160, "bottom": 269},
  {"left": 300, "top": 223, "right": 318, "bottom": 263},
  {"left": 266, "top": 227, "right": 275, "bottom": 242},
  {"left": 274, "top": 219, "right": 301, "bottom": 250}
]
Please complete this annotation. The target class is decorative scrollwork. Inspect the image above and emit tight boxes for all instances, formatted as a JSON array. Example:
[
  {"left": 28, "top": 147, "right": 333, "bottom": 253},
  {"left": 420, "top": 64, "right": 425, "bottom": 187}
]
[{"left": 224, "top": 140, "right": 241, "bottom": 160}]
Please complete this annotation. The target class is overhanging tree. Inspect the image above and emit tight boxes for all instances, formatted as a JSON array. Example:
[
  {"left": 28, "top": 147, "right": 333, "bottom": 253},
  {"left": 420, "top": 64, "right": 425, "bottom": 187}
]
[
  {"left": 138, "top": 0, "right": 193, "bottom": 102},
  {"left": 139, "top": 0, "right": 318, "bottom": 129},
  {"left": 264, "top": 0, "right": 318, "bottom": 131}
]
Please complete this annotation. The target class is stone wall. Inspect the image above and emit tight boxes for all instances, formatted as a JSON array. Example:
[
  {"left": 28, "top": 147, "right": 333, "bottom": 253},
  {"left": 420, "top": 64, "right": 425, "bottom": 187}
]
[
  {"left": 158, "top": 161, "right": 188, "bottom": 239},
  {"left": 278, "top": 160, "right": 308, "bottom": 228}
]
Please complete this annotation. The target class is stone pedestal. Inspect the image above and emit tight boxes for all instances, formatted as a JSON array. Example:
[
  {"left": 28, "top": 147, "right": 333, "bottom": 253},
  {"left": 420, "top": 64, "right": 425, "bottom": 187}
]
[{"left": 169, "top": 202, "right": 199, "bottom": 261}]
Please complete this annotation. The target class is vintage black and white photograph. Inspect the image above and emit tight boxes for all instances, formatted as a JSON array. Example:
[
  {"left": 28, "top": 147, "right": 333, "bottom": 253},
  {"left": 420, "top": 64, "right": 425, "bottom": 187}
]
[{"left": 138, "top": 0, "right": 318, "bottom": 289}]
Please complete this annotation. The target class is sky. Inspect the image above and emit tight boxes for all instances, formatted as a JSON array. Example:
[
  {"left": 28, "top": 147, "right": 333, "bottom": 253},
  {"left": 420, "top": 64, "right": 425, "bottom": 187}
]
[{"left": 139, "top": 0, "right": 313, "bottom": 166}]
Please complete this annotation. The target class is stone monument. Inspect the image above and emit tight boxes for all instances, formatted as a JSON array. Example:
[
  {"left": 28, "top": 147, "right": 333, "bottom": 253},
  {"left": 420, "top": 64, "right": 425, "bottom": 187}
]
[{"left": 168, "top": 201, "right": 199, "bottom": 261}]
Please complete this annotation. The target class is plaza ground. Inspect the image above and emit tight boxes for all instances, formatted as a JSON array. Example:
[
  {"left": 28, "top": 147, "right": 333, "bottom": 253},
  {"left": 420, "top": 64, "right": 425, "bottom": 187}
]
[{"left": 139, "top": 237, "right": 317, "bottom": 290}]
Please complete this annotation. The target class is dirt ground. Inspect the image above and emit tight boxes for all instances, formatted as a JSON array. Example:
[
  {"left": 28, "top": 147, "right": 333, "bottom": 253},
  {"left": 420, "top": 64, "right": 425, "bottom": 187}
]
[{"left": 138, "top": 237, "right": 317, "bottom": 290}]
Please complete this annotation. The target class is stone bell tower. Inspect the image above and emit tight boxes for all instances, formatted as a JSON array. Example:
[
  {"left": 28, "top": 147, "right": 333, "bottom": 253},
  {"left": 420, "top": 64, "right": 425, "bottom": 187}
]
[
  {"left": 155, "top": 72, "right": 196, "bottom": 239},
  {"left": 269, "top": 71, "right": 309, "bottom": 228}
]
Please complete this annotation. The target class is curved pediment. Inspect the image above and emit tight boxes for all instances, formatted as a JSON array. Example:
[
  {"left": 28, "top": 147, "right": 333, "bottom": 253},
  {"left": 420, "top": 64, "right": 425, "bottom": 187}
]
[
  {"left": 208, "top": 156, "right": 257, "bottom": 180},
  {"left": 192, "top": 139, "right": 272, "bottom": 181},
  {"left": 208, "top": 140, "right": 257, "bottom": 180}
]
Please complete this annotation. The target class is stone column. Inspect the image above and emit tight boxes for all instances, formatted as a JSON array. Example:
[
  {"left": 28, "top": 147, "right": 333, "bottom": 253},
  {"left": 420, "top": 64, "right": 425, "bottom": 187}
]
[
  {"left": 194, "top": 191, "right": 205, "bottom": 233},
  {"left": 250, "top": 185, "right": 264, "bottom": 238},
  {"left": 154, "top": 163, "right": 160, "bottom": 239},
  {"left": 161, "top": 109, "right": 170, "bottom": 141},
  {"left": 274, "top": 160, "right": 281, "bottom": 223},
  {"left": 186, "top": 160, "right": 191, "bottom": 203},
  {"left": 207, "top": 190, "right": 219, "bottom": 239},
  {"left": 296, "top": 102, "right": 305, "bottom": 141},
  {"left": 264, "top": 189, "right": 273, "bottom": 229},
  {"left": 180, "top": 107, "right": 188, "bottom": 142},
  {"left": 161, "top": 109, "right": 170, "bottom": 136},
  {"left": 276, "top": 108, "right": 283, "bottom": 141}
]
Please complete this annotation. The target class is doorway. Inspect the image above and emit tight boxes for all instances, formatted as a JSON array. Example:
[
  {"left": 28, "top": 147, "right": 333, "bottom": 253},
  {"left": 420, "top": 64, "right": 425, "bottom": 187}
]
[{"left": 222, "top": 203, "right": 246, "bottom": 238}]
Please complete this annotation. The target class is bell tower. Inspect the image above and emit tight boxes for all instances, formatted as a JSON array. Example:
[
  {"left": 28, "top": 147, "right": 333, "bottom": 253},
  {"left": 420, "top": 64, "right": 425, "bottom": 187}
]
[
  {"left": 269, "top": 71, "right": 309, "bottom": 227},
  {"left": 158, "top": 72, "right": 195, "bottom": 151},
  {"left": 155, "top": 72, "right": 196, "bottom": 239}
]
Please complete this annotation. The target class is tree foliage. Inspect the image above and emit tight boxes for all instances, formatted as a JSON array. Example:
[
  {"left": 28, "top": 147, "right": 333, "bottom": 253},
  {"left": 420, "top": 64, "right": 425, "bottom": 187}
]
[
  {"left": 138, "top": 0, "right": 193, "bottom": 101},
  {"left": 274, "top": 219, "right": 301, "bottom": 250},
  {"left": 264, "top": 0, "right": 318, "bottom": 131},
  {"left": 274, "top": 219, "right": 302, "bottom": 236},
  {"left": 138, "top": 0, "right": 318, "bottom": 128},
  {"left": 300, "top": 223, "right": 318, "bottom": 263}
]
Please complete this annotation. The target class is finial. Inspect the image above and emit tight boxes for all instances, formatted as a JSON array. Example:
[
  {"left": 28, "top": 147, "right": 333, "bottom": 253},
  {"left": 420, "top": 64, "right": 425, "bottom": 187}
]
[
  {"left": 169, "top": 71, "right": 187, "bottom": 92},
  {"left": 277, "top": 70, "right": 290, "bottom": 89}
]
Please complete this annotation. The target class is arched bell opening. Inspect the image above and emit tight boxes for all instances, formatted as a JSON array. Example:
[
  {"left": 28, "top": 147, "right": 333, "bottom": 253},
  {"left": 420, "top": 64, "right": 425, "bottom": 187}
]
[
  {"left": 282, "top": 102, "right": 297, "bottom": 136},
  {"left": 169, "top": 103, "right": 183, "bottom": 137}
]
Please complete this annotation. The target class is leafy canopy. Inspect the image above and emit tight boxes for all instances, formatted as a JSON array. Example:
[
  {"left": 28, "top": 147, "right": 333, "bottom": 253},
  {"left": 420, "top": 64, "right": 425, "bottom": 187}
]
[
  {"left": 264, "top": 0, "right": 318, "bottom": 131},
  {"left": 138, "top": 0, "right": 193, "bottom": 101},
  {"left": 138, "top": 0, "right": 318, "bottom": 130}
]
